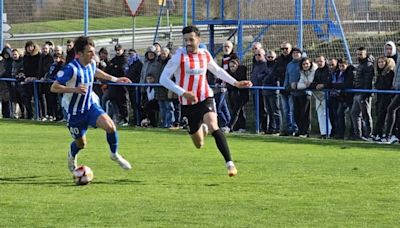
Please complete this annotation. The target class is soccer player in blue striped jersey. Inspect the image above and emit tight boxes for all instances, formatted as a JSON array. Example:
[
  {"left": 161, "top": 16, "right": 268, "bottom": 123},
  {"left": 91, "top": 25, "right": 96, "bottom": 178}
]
[{"left": 51, "top": 36, "right": 132, "bottom": 173}]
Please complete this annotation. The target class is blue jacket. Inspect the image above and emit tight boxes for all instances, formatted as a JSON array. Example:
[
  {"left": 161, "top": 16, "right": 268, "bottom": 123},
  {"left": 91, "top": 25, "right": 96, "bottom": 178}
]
[{"left": 284, "top": 59, "right": 304, "bottom": 96}]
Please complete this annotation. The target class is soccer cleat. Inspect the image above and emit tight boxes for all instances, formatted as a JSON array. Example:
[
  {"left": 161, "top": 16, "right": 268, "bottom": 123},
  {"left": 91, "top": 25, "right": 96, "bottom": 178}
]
[
  {"left": 226, "top": 161, "right": 237, "bottom": 177},
  {"left": 67, "top": 151, "right": 77, "bottom": 173},
  {"left": 110, "top": 153, "right": 132, "bottom": 170},
  {"left": 227, "top": 165, "right": 238, "bottom": 177},
  {"left": 201, "top": 123, "right": 209, "bottom": 137}
]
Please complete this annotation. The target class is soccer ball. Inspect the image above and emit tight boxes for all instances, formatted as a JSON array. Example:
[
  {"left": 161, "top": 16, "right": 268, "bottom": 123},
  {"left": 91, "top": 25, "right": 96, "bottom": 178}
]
[{"left": 73, "top": 165, "right": 94, "bottom": 185}]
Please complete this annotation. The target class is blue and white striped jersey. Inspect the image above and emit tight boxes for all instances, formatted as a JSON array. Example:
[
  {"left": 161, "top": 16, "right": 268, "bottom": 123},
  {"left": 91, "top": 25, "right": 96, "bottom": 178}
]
[{"left": 56, "top": 59, "right": 100, "bottom": 115}]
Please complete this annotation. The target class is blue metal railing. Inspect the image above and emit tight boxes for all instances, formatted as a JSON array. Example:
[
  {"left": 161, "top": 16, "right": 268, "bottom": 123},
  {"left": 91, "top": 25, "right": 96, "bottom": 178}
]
[{"left": 1, "top": 77, "right": 399, "bottom": 136}]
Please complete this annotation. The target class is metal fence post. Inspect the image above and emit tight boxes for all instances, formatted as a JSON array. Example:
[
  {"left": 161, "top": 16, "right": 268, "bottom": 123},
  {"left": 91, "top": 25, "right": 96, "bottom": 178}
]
[
  {"left": 325, "top": 90, "right": 330, "bottom": 138},
  {"left": 33, "top": 81, "right": 40, "bottom": 120},
  {"left": 255, "top": 89, "right": 260, "bottom": 134},
  {"left": 135, "top": 86, "right": 141, "bottom": 126}
]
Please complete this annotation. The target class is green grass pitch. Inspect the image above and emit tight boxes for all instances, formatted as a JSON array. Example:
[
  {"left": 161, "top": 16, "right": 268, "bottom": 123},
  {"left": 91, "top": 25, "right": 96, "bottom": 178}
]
[{"left": 0, "top": 120, "right": 399, "bottom": 227}]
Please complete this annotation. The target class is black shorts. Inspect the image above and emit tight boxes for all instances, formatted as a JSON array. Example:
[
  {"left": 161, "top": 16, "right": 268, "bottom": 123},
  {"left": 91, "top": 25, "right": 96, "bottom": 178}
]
[{"left": 181, "top": 97, "right": 216, "bottom": 134}]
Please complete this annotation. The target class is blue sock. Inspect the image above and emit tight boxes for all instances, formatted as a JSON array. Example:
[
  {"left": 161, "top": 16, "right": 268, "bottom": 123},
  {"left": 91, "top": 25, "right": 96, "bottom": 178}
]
[
  {"left": 70, "top": 141, "right": 81, "bottom": 157},
  {"left": 106, "top": 131, "right": 119, "bottom": 154}
]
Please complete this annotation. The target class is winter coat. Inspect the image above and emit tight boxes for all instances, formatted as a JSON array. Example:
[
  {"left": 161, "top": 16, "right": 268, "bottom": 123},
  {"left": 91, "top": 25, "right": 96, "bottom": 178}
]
[
  {"left": 261, "top": 60, "right": 278, "bottom": 95},
  {"left": 106, "top": 54, "right": 128, "bottom": 99},
  {"left": 273, "top": 53, "right": 293, "bottom": 87},
  {"left": 125, "top": 60, "right": 143, "bottom": 83},
  {"left": 1, "top": 47, "right": 12, "bottom": 78},
  {"left": 155, "top": 56, "right": 170, "bottom": 101},
  {"left": 38, "top": 53, "right": 54, "bottom": 79},
  {"left": 227, "top": 65, "right": 249, "bottom": 102},
  {"left": 393, "top": 55, "right": 400, "bottom": 90},
  {"left": 284, "top": 58, "right": 303, "bottom": 96},
  {"left": 23, "top": 44, "right": 41, "bottom": 77},
  {"left": 353, "top": 55, "right": 375, "bottom": 97},
  {"left": 375, "top": 59, "right": 395, "bottom": 90},
  {"left": 328, "top": 65, "right": 355, "bottom": 103},
  {"left": 297, "top": 62, "right": 317, "bottom": 96}
]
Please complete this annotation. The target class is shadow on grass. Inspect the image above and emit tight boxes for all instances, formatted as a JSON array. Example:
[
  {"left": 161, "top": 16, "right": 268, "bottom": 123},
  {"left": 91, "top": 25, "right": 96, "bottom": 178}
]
[
  {"left": 0, "top": 175, "right": 144, "bottom": 186},
  {"left": 226, "top": 133, "right": 400, "bottom": 151}
]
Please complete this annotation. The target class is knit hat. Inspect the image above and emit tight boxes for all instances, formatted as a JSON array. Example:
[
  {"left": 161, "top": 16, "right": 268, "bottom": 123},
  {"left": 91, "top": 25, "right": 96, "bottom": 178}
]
[{"left": 291, "top": 47, "right": 302, "bottom": 54}]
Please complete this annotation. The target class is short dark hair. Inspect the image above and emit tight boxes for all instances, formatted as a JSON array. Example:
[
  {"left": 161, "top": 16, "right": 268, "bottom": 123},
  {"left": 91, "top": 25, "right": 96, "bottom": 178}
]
[
  {"left": 74, "top": 36, "right": 95, "bottom": 53},
  {"left": 66, "top": 39, "right": 74, "bottom": 44},
  {"left": 182, "top": 25, "right": 200, "bottom": 37},
  {"left": 357, "top": 47, "right": 367, "bottom": 52},
  {"left": 337, "top": 58, "right": 348, "bottom": 65}
]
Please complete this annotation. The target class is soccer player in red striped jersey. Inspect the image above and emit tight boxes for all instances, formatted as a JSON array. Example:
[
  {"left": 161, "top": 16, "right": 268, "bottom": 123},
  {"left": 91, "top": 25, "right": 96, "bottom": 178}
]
[{"left": 160, "top": 25, "right": 252, "bottom": 176}]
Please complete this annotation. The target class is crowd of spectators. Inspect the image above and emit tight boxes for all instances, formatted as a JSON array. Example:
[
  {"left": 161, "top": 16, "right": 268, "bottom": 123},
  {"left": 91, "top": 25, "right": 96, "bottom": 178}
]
[{"left": 0, "top": 38, "right": 400, "bottom": 144}]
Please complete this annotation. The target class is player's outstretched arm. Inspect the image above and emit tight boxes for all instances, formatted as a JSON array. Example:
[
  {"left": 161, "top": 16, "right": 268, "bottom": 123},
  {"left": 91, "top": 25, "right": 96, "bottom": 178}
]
[
  {"left": 95, "top": 69, "right": 132, "bottom": 83},
  {"left": 50, "top": 80, "right": 87, "bottom": 94}
]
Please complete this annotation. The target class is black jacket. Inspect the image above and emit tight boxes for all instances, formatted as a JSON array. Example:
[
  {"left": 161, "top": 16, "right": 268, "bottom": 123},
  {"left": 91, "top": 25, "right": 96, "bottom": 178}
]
[
  {"left": 328, "top": 65, "right": 355, "bottom": 103},
  {"left": 310, "top": 65, "right": 330, "bottom": 89},
  {"left": 273, "top": 54, "right": 292, "bottom": 87},
  {"left": 227, "top": 65, "right": 249, "bottom": 102},
  {"left": 354, "top": 55, "right": 375, "bottom": 97}
]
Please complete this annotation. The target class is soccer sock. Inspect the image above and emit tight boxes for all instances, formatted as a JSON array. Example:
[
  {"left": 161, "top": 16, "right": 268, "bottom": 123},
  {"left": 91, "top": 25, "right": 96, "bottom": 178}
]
[
  {"left": 212, "top": 129, "right": 232, "bottom": 162},
  {"left": 106, "top": 131, "right": 119, "bottom": 154},
  {"left": 70, "top": 141, "right": 81, "bottom": 157}
]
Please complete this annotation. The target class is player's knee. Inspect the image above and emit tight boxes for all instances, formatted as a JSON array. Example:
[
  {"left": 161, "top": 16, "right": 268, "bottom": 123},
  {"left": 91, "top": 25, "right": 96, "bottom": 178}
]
[
  {"left": 104, "top": 120, "right": 116, "bottom": 133},
  {"left": 76, "top": 140, "right": 87, "bottom": 149}
]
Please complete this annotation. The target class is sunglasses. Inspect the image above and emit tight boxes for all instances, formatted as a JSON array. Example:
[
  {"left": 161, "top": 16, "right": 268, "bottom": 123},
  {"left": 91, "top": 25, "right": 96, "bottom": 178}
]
[
  {"left": 255, "top": 54, "right": 262, "bottom": 56},
  {"left": 280, "top": 47, "right": 289, "bottom": 50},
  {"left": 266, "top": 56, "right": 274, "bottom": 59}
]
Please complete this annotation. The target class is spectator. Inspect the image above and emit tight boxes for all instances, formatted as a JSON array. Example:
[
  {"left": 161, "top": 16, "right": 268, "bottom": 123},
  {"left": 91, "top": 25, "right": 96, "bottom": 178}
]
[
  {"left": 141, "top": 74, "right": 159, "bottom": 127},
  {"left": 22, "top": 41, "right": 41, "bottom": 120},
  {"left": 107, "top": 44, "right": 128, "bottom": 126},
  {"left": 65, "top": 39, "right": 76, "bottom": 63},
  {"left": 262, "top": 50, "right": 280, "bottom": 134},
  {"left": 283, "top": 47, "right": 302, "bottom": 136},
  {"left": 97, "top": 48, "right": 112, "bottom": 117},
  {"left": 125, "top": 48, "right": 143, "bottom": 126},
  {"left": 0, "top": 46, "right": 12, "bottom": 118},
  {"left": 10, "top": 49, "right": 25, "bottom": 119},
  {"left": 153, "top": 42, "right": 162, "bottom": 57},
  {"left": 38, "top": 43, "right": 54, "bottom": 120},
  {"left": 309, "top": 55, "right": 332, "bottom": 138},
  {"left": 384, "top": 41, "right": 397, "bottom": 64},
  {"left": 273, "top": 42, "right": 294, "bottom": 136},
  {"left": 226, "top": 58, "right": 249, "bottom": 132},
  {"left": 140, "top": 45, "right": 161, "bottom": 85},
  {"left": 43, "top": 52, "right": 64, "bottom": 121},
  {"left": 327, "top": 58, "right": 340, "bottom": 137},
  {"left": 215, "top": 40, "right": 235, "bottom": 132},
  {"left": 156, "top": 47, "right": 175, "bottom": 128},
  {"left": 292, "top": 57, "right": 314, "bottom": 137},
  {"left": 140, "top": 45, "right": 162, "bottom": 124},
  {"left": 328, "top": 59, "right": 355, "bottom": 139},
  {"left": 251, "top": 42, "right": 263, "bottom": 64},
  {"left": 351, "top": 47, "right": 375, "bottom": 140},
  {"left": 372, "top": 57, "right": 395, "bottom": 141},
  {"left": 54, "top": 45, "right": 64, "bottom": 56},
  {"left": 382, "top": 39, "right": 400, "bottom": 144},
  {"left": 251, "top": 48, "right": 268, "bottom": 133}
]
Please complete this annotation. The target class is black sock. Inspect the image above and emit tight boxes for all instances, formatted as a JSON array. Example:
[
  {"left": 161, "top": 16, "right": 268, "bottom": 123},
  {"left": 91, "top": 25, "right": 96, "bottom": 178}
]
[{"left": 212, "top": 129, "right": 232, "bottom": 162}]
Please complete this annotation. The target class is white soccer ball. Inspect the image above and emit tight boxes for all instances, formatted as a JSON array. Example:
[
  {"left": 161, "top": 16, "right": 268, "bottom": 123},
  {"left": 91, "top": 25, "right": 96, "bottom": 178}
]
[{"left": 73, "top": 165, "right": 94, "bottom": 185}]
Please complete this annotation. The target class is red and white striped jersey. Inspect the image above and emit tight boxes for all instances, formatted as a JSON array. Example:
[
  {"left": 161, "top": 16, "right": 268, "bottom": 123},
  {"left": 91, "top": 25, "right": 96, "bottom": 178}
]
[{"left": 160, "top": 47, "right": 237, "bottom": 105}]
